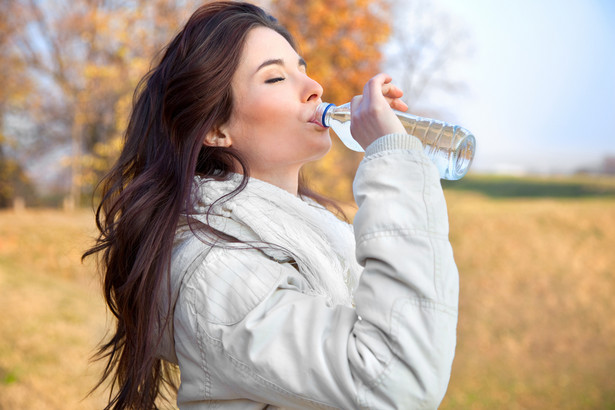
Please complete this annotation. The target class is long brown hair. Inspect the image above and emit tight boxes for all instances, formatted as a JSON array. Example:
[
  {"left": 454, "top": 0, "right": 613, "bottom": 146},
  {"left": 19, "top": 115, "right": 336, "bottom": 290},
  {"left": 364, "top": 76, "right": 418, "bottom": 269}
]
[{"left": 82, "top": 2, "right": 330, "bottom": 408}]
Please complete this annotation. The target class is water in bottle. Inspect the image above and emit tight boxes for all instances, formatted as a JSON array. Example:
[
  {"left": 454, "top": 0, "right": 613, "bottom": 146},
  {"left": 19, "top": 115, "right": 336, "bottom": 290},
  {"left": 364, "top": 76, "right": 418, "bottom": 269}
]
[{"left": 313, "top": 102, "right": 476, "bottom": 180}]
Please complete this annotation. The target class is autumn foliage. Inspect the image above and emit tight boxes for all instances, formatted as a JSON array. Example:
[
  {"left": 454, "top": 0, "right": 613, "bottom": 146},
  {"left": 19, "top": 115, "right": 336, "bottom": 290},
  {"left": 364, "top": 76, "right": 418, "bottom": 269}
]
[
  {"left": 270, "top": 0, "right": 391, "bottom": 201},
  {"left": 271, "top": 0, "right": 390, "bottom": 104},
  {"left": 0, "top": 0, "right": 392, "bottom": 207}
]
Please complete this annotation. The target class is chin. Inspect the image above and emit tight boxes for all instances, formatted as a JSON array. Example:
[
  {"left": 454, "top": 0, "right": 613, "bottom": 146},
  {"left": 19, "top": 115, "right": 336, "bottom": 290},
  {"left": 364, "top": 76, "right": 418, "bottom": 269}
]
[
  {"left": 294, "top": 130, "right": 332, "bottom": 163},
  {"left": 309, "top": 135, "right": 332, "bottom": 161}
]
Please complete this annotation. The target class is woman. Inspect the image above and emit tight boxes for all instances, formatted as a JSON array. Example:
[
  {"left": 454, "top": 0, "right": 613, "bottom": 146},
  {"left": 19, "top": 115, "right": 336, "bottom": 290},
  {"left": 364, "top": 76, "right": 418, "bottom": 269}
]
[{"left": 85, "top": 1, "right": 459, "bottom": 409}]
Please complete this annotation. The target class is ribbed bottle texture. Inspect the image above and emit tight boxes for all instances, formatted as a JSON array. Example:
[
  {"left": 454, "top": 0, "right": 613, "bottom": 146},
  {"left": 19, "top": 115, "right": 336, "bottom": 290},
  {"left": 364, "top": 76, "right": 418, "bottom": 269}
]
[{"left": 314, "top": 102, "right": 476, "bottom": 180}]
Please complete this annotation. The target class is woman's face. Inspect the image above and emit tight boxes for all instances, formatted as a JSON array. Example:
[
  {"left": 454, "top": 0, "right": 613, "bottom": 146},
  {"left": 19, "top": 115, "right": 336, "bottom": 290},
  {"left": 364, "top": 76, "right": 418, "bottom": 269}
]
[{"left": 219, "top": 27, "right": 331, "bottom": 188}]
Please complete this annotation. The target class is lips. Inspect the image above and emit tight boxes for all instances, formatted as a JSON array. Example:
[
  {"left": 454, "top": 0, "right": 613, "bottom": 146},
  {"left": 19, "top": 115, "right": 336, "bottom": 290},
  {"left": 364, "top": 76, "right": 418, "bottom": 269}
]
[
  {"left": 308, "top": 117, "right": 327, "bottom": 129},
  {"left": 308, "top": 103, "right": 324, "bottom": 126}
]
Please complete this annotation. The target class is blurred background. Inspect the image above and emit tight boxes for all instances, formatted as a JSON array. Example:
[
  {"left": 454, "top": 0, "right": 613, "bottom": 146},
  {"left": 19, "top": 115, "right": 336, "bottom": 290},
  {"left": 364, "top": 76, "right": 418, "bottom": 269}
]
[{"left": 0, "top": 0, "right": 614, "bottom": 408}]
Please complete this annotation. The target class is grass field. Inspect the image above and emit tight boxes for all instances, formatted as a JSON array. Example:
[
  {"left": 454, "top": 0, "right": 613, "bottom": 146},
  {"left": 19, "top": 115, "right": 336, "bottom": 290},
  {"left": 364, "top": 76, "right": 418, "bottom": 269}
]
[
  {"left": 1, "top": 175, "right": 614, "bottom": 409},
  {"left": 441, "top": 189, "right": 615, "bottom": 409},
  {"left": 0, "top": 210, "right": 108, "bottom": 409}
]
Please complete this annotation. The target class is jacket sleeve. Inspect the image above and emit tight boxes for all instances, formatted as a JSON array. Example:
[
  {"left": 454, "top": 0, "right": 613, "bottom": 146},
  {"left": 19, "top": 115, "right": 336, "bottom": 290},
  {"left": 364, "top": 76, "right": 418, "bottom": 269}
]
[{"left": 173, "top": 133, "right": 459, "bottom": 409}]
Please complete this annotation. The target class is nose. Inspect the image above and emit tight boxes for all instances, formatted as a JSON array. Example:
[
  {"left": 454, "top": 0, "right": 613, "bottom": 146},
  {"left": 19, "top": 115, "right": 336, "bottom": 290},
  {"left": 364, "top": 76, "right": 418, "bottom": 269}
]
[{"left": 302, "top": 74, "right": 323, "bottom": 103}]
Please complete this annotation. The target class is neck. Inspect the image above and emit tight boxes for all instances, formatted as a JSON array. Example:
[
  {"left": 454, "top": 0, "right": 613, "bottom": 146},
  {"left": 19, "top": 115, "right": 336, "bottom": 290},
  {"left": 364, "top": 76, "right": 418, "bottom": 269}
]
[
  {"left": 256, "top": 172, "right": 299, "bottom": 195},
  {"left": 240, "top": 166, "right": 301, "bottom": 196}
]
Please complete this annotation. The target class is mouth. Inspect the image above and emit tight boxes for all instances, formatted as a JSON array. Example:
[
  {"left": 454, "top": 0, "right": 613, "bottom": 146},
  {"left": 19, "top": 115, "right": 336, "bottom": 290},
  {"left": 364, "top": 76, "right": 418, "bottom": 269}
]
[
  {"left": 308, "top": 103, "right": 328, "bottom": 128},
  {"left": 308, "top": 118, "right": 328, "bottom": 130},
  {"left": 307, "top": 108, "right": 319, "bottom": 124}
]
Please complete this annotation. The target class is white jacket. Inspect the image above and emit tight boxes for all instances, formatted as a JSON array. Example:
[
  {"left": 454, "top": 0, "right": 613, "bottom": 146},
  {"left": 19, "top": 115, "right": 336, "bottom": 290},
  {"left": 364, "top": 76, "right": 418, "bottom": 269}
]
[{"left": 157, "top": 134, "right": 459, "bottom": 409}]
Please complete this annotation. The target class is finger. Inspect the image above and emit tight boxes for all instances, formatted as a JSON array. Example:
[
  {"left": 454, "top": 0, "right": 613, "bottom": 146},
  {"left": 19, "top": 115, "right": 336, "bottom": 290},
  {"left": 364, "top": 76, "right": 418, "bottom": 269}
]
[
  {"left": 383, "top": 95, "right": 406, "bottom": 106},
  {"left": 350, "top": 94, "right": 363, "bottom": 113},
  {"left": 390, "top": 98, "right": 409, "bottom": 112},
  {"left": 381, "top": 79, "right": 407, "bottom": 111},
  {"left": 364, "top": 73, "right": 393, "bottom": 101},
  {"left": 382, "top": 83, "right": 404, "bottom": 99}
]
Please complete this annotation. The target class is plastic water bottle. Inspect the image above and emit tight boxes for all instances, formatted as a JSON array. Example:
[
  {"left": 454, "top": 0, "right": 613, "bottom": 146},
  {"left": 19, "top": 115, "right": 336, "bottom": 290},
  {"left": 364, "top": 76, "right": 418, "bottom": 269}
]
[{"left": 313, "top": 102, "right": 476, "bottom": 180}]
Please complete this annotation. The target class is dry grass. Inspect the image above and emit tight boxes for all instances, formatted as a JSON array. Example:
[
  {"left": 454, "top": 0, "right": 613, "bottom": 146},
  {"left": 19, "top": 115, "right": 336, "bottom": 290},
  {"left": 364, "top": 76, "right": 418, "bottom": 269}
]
[
  {"left": 440, "top": 191, "right": 615, "bottom": 409},
  {"left": 0, "top": 209, "right": 108, "bottom": 409},
  {"left": 1, "top": 184, "right": 614, "bottom": 408}
]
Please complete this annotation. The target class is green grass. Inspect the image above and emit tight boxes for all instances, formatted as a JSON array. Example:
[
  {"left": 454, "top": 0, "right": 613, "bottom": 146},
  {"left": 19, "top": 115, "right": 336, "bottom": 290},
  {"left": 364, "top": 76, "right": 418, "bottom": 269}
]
[{"left": 442, "top": 173, "right": 615, "bottom": 198}]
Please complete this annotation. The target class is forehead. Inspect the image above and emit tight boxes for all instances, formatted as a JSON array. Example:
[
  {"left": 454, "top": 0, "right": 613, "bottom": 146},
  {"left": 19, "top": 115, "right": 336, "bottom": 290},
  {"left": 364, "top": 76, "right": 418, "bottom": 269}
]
[{"left": 237, "top": 27, "right": 298, "bottom": 72}]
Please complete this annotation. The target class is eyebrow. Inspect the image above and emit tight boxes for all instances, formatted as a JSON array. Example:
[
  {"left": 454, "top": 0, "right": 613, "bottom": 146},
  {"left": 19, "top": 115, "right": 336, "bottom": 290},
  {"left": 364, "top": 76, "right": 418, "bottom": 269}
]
[{"left": 256, "top": 57, "right": 307, "bottom": 73}]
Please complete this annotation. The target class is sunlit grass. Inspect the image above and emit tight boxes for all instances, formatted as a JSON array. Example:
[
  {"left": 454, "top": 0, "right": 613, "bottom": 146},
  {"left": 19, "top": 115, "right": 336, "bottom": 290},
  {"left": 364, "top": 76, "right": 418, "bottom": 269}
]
[
  {"left": 1, "top": 175, "right": 615, "bottom": 408},
  {"left": 440, "top": 189, "right": 615, "bottom": 409},
  {"left": 0, "top": 210, "right": 108, "bottom": 409}
]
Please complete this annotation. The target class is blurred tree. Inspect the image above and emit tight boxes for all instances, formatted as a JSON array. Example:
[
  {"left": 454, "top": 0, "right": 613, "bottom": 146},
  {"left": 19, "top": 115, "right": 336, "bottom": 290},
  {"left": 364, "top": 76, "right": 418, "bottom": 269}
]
[
  {"left": 0, "top": 0, "right": 36, "bottom": 208},
  {"left": 0, "top": 143, "right": 36, "bottom": 208},
  {"left": 269, "top": 0, "right": 392, "bottom": 202},
  {"left": 269, "top": 0, "right": 470, "bottom": 203},
  {"left": 384, "top": 0, "right": 472, "bottom": 115},
  {"left": 601, "top": 156, "right": 615, "bottom": 175},
  {"left": 270, "top": 0, "right": 391, "bottom": 104},
  {"left": 5, "top": 0, "right": 202, "bottom": 208},
  {"left": 3, "top": 0, "right": 469, "bottom": 208}
]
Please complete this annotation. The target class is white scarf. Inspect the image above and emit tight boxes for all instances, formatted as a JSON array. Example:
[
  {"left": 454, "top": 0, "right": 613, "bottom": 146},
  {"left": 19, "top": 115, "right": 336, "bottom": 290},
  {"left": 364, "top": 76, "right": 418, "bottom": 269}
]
[{"left": 190, "top": 174, "right": 362, "bottom": 307}]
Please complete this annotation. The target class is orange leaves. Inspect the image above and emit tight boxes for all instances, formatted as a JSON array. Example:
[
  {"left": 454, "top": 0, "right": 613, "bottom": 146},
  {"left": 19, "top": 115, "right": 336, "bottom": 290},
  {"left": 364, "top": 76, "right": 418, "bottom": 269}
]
[
  {"left": 270, "top": 0, "right": 391, "bottom": 104},
  {"left": 269, "top": 0, "right": 392, "bottom": 201},
  {"left": 2, "top": 0, "right": 393, "bottom": 204}
]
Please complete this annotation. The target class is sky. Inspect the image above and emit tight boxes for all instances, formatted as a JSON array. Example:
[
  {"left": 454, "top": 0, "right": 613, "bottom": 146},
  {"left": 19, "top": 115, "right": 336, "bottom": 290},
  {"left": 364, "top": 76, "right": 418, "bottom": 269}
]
[{"left": 417, "top": 0, "right": 615, "bottom": 174}]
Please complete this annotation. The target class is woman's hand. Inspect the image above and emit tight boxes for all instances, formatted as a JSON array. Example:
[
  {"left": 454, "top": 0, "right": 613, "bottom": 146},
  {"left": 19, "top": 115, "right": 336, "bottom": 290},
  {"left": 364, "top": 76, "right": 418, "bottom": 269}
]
[{"left": 350, "top": 73, "right": 408, "bottom": 150}]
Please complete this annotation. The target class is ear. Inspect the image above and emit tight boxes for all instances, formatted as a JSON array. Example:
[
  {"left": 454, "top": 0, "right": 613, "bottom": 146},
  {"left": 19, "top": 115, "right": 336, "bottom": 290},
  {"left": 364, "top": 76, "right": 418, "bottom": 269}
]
[{"left": 203, "top": 126, "right": 233, "bottom": 148}]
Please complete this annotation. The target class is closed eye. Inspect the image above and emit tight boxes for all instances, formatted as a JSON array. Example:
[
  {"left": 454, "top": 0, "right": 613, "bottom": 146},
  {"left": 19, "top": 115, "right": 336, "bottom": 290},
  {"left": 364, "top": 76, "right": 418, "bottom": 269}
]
[{"left": 265, "top": 77, "right": 285, "bottom": 84}]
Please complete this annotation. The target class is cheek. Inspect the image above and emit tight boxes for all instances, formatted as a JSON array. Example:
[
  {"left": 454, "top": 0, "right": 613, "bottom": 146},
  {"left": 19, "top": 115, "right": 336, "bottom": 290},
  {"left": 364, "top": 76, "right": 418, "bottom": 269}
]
[
  {"left": 226, "top": 113, "right": 279, "bottom": 160},
  {"left": 232, "top": 98, "right": 279, "bottom": 134}
]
